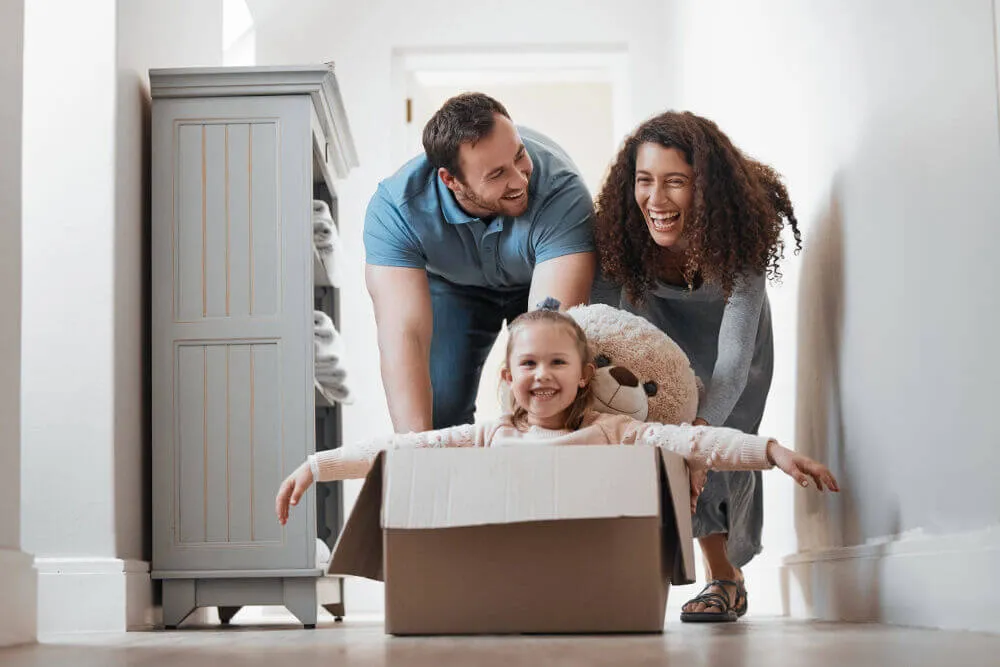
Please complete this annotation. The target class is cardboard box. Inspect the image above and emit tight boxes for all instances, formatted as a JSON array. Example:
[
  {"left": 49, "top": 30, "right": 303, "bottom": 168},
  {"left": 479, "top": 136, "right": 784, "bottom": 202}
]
[{"left": 328, "top": 445, "right": 695, "bottom": 635}]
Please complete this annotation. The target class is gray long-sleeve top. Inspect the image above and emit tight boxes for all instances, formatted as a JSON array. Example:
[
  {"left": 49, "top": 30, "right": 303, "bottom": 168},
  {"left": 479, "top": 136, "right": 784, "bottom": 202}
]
[{"left": 591, "top": 273, "right": 773, "bottom": 433}]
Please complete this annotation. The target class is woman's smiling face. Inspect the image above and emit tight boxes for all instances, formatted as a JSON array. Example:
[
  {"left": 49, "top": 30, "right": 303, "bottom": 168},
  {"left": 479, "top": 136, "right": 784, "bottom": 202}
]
[{"left": 634, "top": 142, "right": 694, "bottom": 249}]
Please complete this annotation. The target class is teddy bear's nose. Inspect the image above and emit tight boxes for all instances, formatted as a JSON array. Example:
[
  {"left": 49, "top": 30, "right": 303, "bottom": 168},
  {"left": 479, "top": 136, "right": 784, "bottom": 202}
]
[{"left": 608, "top": 366, "right": 639, "bottom": 388}]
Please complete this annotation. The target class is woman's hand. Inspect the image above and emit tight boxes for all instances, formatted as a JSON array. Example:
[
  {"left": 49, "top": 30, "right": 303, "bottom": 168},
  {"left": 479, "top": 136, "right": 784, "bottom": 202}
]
[
  {"left": 767, "top": 441, "right": 840, "bottom": 492},
  {"left": 275, "top": 461, "right": 314, "bottom": 525},
  {"left": 689, "top": 419, "right": 710, "bottom": 513},
  {"left": 689, "top": 467, "right": 708, "bottom": 514}
]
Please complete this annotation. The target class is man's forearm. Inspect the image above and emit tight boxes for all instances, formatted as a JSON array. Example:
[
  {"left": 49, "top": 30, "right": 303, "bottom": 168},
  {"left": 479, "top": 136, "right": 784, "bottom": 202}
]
[{"left": 377, "top": 332, "right": 434, "bottom": 433}]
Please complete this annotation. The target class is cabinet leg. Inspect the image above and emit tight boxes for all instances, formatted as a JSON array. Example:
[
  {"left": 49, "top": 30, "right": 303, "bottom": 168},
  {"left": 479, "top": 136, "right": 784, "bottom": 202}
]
[
  {"left": 218, "top": 606, "right": 242, "bottom": 625},
  {"left": 162, "top": 580, "right": 197, "bottom": 629},
  {"left": 283, "top": 578, "right": 318, "bottom": 628}
]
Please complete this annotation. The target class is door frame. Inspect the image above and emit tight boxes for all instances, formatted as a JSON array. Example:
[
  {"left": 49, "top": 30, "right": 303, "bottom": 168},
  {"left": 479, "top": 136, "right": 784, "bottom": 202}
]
[{"left": 389, "top": 45, "right": 630, "bottom": 167}]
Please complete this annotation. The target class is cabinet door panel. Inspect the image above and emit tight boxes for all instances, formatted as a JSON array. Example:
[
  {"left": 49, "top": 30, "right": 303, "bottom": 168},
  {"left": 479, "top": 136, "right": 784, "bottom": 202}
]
[{"left": 152, "top": 95, "right": 315, "bottom": 573}]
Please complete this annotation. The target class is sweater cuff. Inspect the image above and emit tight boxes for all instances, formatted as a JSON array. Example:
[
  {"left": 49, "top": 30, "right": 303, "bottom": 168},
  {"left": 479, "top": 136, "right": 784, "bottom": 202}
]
[
  {"left": 313, "top": 448, "right": 375, "bottom": 481},
  {"left": 739, "top": 435, "right": 773, "bottom": 469}
]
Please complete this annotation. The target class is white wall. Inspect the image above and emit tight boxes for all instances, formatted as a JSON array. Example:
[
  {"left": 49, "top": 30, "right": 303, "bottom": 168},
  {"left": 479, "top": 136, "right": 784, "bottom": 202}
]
[
  {"left": 23, "top": 0, "right": 222, "bottom": 559},
  {"left": 223, "top": 0, "right": 256, "bottom": 66},
  {"left": 115, "top": 0, "right": 223, "bottom": 562},
  {"left": 22, "top": 0, "right": 221, "bottom": 632},
  {"left": 253, "top": 0, "right": 671, "bottom": 613},
  {"left": 662, "top": 0, "right": 1000, "bottom": 627},
  {"left": 22, "top": 0, "right": 120, "bottom": 558},
  {"left": 0, "top": 0, "right": 36, "bottom": 648}
]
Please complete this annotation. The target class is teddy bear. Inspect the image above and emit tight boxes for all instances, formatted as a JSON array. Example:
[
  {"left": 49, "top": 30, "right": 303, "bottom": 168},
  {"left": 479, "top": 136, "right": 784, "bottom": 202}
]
[
  {"left": 568, "top": 303, "right": 703, "bottom": 513},
  {"left": 566, "top": 303, "right": 699, "bottom": 425}
]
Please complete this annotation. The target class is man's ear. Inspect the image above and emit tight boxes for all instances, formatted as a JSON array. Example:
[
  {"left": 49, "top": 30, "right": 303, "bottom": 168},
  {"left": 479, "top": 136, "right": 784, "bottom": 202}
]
[{"left": 438, "top": 167, "right": 461, "bottom": 193}]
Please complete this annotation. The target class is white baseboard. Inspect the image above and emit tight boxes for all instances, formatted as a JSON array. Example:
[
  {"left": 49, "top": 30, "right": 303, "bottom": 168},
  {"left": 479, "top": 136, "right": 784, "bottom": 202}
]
[
  {"left": 0, "top": 547, "right": 37, "bottom": 647},
  {"left": 34, "top": 557, "right": 155, "bottom": 635},
  {"left": 781, "top": 527, "right": 1000, "bottom": 633}
]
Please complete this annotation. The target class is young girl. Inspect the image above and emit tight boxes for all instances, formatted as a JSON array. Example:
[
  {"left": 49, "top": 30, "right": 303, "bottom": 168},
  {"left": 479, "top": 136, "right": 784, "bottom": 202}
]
[{"left": 276, "top": 304, "right": 838, "bottom": 534}]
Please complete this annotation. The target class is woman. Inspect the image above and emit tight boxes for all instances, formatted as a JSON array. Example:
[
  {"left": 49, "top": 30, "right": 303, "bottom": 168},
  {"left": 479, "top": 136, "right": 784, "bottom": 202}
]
[{"left": 592, "top": 111, "right": 802, "bottom": 623}]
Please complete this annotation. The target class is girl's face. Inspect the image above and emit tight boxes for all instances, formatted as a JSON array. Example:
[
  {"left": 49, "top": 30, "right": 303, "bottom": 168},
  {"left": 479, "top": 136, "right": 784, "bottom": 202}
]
[
  {"left": 502, "top": 322, "right": 589, "bottom": 429},
  {"left": 634, "top": 142, "right": 694, "bottom": 249}
]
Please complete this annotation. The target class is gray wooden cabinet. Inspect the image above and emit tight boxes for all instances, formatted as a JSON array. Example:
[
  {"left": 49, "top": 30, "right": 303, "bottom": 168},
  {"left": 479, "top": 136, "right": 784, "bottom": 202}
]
[{"left": 149, "top": 65, "right": 358, "bottom": 628}]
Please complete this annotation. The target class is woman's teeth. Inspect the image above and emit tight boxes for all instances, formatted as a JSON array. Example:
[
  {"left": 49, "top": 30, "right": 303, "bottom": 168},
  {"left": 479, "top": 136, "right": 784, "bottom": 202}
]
[
  {"left": 531, "top": 388, "right": 557, "bottom": 399},
  {"left": 649, "top": 211, "right": 680, "bottom": 232}
]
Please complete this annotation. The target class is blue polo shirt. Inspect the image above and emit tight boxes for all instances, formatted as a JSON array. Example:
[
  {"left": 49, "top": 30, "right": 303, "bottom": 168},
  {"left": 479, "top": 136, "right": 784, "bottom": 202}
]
[{"left": 363, "top": 126, "right": 595, "bottom": 289}]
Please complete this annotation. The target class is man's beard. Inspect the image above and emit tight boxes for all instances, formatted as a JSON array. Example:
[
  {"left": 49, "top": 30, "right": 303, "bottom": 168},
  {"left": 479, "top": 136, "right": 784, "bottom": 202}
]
[{"left": 459, "top": 185, "right": 530, "bottom": 218}]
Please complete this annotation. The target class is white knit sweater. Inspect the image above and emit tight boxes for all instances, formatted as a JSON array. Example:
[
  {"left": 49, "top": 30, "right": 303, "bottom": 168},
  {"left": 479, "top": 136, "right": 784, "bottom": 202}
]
[{"left": 309, "top": 411, "right": 773, "bottom": 483}]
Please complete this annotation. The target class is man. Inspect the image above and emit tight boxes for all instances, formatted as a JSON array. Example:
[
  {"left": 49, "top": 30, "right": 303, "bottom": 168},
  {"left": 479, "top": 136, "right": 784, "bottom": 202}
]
[{"left": 364, "top": 93, "right": 596, "bottom": 432}]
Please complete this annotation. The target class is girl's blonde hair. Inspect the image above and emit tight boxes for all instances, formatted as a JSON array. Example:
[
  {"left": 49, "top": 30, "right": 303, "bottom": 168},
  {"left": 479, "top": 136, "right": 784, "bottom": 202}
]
[{"left": 502, "top": 307, "right": 594, "bottom": 431}]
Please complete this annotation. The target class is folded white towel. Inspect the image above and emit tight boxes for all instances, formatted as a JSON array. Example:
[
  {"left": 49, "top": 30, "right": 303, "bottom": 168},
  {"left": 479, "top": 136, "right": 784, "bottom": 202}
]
[
  {"left": 313, "top": 310, "right": 333, "bottom": 333},
  {"left": 314, "top": 310, "right": 339, "bottom": 343},
  {"left": 323, "top": 382, "right": 352, "bottom": 403},
  {"left": 315, "top": 349, "right": 341, "bottom": 364},
  {"left": 313, "top": 310, "right": 353, "bottom": 404},
  {"left": 313, "top": 200, "right": 335, "bottom": 247},
  {"left": 316, "top": 538, "right": 331, "bottom": 567},
  {"left": 315, "top": 362, "right": 346, "bottom": 384},
  {"left": 313, "top": 200, "right": 343, "bottom": 287},
  {"left": 315, "top": 378, "right": 353, "bottom": 405}
]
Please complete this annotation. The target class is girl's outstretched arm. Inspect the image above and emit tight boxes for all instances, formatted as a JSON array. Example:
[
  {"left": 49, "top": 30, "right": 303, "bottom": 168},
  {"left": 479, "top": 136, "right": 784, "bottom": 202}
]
[
  {"left": 626, "top": 420, "right": 839, "bottom": 491},
  {"left": 275, "top": 421, "right": 491, "bottom": 525}
]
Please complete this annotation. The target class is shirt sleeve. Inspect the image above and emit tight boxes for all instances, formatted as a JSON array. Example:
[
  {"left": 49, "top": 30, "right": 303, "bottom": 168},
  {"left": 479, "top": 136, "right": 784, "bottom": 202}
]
[
  {"left": 619, "top": 419, "right": 773, "bottom": 471},
  {"left": 362, "top": 183, "right": 426, "bottom": 269},
  {"left": 310, "top": 422, "right": 489, "bottom": 482},
  {"left": 697, "top": 272, "right": 767, "bottom": 426},
  {"left": 530, "top": 173, "right": 596, "bottom": 264}
]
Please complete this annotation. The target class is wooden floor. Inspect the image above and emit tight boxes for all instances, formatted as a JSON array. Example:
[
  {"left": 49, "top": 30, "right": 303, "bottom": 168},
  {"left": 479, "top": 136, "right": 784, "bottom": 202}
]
[{"left": 2, "top": 616, "right": 999, "bottom": 667}]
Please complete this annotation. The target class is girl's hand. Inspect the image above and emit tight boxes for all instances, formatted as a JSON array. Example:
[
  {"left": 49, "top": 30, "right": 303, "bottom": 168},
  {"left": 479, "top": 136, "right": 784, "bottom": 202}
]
[
  {"left": 275, "top": 462, "right": 314, "bottom": 525},
  {"left": 767, "top": 441, "right": 840, "bottom": 492}
]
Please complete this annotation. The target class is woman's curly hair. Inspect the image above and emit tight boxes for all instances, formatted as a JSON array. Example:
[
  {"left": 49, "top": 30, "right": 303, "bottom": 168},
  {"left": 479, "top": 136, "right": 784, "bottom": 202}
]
[{"left": 594, "top": 111, "right": 802, "bottom": 303}]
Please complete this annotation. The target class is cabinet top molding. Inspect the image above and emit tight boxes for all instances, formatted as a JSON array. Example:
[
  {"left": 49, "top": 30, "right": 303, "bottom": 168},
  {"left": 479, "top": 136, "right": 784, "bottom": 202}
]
[{"left": 150, "top": 65, "right": 358, "bottom": 177}]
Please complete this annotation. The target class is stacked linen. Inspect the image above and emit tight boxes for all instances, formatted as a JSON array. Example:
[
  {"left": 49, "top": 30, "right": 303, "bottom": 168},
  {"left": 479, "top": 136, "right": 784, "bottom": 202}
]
[
  {"left": 316, "top": 538, "right": 332, "bottom": 568},
  {"left": 313, "top": 200, "right": 343, "bottom": 287},
  {"left": 314, "top": 310, "right": 353, "bottom": 404}
]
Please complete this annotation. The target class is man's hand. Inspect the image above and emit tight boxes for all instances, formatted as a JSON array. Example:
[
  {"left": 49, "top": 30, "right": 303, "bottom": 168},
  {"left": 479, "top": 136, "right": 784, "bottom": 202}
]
[
  {"left": 767, "top": 441, "right": 840, "bottom": 492},
  {"left": 275, "top": 462, "right": 314, "bottom": 526}
]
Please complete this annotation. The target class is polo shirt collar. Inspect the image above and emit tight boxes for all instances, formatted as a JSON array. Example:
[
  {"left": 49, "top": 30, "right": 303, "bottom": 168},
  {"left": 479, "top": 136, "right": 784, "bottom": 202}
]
[{"left": 436, "top": 173, "right": 482, "bottom": 225}]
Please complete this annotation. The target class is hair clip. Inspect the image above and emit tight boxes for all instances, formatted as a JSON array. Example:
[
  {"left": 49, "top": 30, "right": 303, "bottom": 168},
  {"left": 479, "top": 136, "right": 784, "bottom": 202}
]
[{"left": 536, "top": 297, "right": 561, "bottom": 312}]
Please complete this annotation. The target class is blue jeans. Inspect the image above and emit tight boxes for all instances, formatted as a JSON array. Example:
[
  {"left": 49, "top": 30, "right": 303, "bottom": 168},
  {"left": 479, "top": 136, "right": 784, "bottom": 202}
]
[{"left": 428, "top": 273, "right": 530, "bottom": 429}]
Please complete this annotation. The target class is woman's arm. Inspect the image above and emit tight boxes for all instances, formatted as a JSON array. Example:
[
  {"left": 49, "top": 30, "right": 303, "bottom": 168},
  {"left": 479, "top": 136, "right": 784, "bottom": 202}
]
[{"left": 697, "top": 272, "right": 766, "bottom": 426}]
